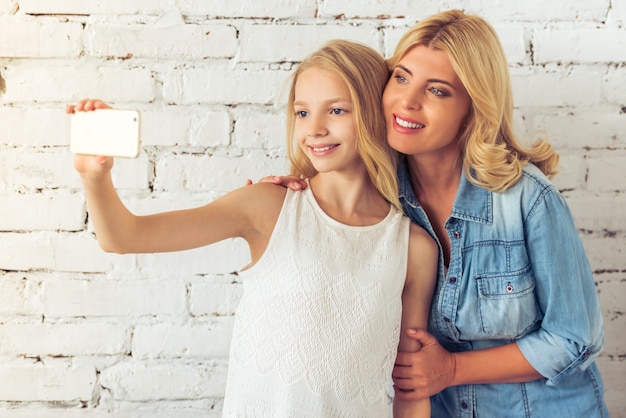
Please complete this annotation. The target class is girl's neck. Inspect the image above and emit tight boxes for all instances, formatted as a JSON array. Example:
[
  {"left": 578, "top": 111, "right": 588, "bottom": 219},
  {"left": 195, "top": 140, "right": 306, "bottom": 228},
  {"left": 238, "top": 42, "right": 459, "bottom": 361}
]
[{"left": 309, "top": 172, "right": 389, "bottom": 226}]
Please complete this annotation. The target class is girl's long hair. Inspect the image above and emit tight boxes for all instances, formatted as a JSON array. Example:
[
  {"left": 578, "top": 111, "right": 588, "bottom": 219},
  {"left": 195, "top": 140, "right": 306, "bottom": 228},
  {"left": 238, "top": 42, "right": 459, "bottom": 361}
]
[{"left": 286, "top": 39, "right": 400, "bottom": 209}]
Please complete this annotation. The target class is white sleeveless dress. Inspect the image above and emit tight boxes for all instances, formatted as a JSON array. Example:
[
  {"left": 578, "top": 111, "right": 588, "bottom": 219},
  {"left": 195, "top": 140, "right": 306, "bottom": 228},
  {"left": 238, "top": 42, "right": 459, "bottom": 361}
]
[{"left": 222, "top": 186, "right": 411, "bottom": 417}]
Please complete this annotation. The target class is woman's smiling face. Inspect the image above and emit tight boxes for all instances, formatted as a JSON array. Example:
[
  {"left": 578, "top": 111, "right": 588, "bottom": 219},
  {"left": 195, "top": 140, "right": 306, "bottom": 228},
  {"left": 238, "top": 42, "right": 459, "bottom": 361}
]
[{"left": 382, "top": 45, "right": 471, "bottom": 159}]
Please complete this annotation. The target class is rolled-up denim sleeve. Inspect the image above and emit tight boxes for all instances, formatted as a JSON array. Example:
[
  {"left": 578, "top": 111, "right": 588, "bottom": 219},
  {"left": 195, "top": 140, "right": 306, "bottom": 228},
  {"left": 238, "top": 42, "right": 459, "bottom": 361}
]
[{"left": 516, "top": 186, "right": 604, "bottom": 386}]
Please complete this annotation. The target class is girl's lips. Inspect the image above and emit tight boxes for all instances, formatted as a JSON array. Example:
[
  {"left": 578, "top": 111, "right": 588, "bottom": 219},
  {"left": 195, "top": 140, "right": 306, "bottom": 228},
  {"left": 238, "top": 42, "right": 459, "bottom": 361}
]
[
  {"left": 308, "top": 144, "right": 339, "bottom": 156},
  {"left": 310, "top": 144, "right": 338, "bottom": 152}
]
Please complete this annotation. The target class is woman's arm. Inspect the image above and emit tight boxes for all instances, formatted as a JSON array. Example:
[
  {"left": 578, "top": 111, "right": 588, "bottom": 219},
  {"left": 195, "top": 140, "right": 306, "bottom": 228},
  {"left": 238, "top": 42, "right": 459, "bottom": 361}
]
[{"left": 393, "top": 224, "right": 438, "bottom": 417}]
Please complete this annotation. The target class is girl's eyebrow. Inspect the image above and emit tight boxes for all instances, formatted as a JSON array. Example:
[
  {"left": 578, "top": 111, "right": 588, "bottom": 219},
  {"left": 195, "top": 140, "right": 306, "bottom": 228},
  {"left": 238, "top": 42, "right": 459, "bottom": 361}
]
[
  {"left": 293, "top": 99, "right": 352, "bottom": 107},
  {"left": 394, "top": 64, "right": 456, "bottom": 89}
]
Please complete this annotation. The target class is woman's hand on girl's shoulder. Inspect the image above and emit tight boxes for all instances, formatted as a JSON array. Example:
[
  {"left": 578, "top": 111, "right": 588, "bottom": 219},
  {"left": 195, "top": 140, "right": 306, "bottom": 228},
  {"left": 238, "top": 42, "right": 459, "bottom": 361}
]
[{"left": 247, "top": 175, "right": 308, "bottom": 191}]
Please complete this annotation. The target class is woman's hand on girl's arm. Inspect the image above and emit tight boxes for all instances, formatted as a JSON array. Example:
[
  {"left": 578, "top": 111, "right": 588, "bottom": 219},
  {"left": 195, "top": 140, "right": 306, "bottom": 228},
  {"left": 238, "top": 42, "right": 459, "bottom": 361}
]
[{"left": 393, "top": 330, "right": 542, "bottom": 401}]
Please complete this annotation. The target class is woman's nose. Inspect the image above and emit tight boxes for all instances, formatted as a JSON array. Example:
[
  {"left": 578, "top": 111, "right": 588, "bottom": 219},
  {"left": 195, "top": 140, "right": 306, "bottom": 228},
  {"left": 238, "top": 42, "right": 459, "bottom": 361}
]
[{"left": 401, "top": 89, "right": 423, "bottom": 111}]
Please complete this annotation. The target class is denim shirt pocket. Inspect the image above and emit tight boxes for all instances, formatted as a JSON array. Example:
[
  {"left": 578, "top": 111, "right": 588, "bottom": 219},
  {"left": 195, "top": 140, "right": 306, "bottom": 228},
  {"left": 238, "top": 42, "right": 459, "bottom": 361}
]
[{"left": 476, "top": 265, "right": 540, "bottom": 339}]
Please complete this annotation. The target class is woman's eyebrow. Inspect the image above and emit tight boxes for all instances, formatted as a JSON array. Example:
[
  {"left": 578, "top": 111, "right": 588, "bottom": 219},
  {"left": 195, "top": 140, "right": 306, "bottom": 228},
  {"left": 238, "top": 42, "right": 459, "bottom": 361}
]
[{"left": 394, "top": 65, "right": 456, "bottom": 88}]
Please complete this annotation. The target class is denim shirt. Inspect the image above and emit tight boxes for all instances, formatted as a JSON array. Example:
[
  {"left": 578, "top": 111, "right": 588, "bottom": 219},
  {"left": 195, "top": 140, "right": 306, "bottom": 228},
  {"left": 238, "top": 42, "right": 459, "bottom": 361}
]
[{"left": 397, "top": 158, "right": 609, "bottom": 417}]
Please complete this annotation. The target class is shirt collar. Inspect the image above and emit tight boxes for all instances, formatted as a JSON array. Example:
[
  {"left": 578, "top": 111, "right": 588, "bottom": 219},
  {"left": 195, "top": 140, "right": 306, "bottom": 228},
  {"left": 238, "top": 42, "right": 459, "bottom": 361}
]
[{"left": 398, "top": 156, "right": 492, "bottom": 224}]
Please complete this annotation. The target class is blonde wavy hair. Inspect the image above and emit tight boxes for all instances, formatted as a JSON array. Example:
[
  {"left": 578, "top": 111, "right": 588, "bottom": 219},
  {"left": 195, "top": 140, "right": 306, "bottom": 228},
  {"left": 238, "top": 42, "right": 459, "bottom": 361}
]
[
  {"left": 387, "top": 10, "right": 559, "bottom": 192},
  {"left": 286, "top": 39, "right": 401, "bottom": 209}
]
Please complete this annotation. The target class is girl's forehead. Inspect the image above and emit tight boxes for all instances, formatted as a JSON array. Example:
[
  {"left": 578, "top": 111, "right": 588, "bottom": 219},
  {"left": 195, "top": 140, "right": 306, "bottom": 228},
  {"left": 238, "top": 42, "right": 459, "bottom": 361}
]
[{"left": 294, "top": 68, "right": 351, "bottom": 100}]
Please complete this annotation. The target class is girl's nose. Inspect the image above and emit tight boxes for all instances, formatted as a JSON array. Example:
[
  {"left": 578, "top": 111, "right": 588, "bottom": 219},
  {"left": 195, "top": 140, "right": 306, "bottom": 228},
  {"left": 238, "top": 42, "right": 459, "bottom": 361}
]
[{"left": 306, "top": 116, "right": 328, "bottom": 138}]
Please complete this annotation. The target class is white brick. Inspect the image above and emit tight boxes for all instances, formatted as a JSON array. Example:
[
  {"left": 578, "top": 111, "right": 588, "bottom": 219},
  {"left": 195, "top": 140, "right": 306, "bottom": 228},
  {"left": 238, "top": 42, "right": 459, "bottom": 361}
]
[
  {"left": 511, "top": 66, "right": 603, "bottom": 107},
  {"left": 140, "top": 108, "right": 230, "bottom": 148},
  {"left": 586, "top": 152, "right": 626, "bottom": 192},
  {"left": 534, "top": 29, "right": 626, "bottom": 63},
  {"left": 43, "top": 279, "right": 185, "bottom": 317},
  {"left": 85, "top": 24, "right": 237, "bottom": 59},
  {"left": 162, "top": 67, "right": 289, "bottom": 105},
  {"left": 605, "top": 66, "right": 626, "bottom": 106},
  {"left": 188, "top": 110, "right": 231, "bottom": 148},
  {"left": 0, "top": 20, "right": 82, "bottom": 58},
  {"left": 0, "top": 232, "right": 54, "bottom": 271},
  {"left": 0, "top": 107, "right": 70, "bottom": 147},
  {"left": 494, "top": 24, "right": 528, "bottom": 64},
  {"left": 464, "top": 0, "right": 609, "bottom": 22},
  {"left": 528, "top": 108, "right": 626, "bottom": 150},
  {"left": 551, "top": 153, "right": 586, "bottom": 191},
  {"left": 153, "top": 151, "right": 289, "bottom": 193},
  {"left": 99, "top": 361, "right": 227, "bottom": 400},
  {"left": 596, "top": 273, "right": 626, "bottom": 356},
  {"left": 0, "top": 273, "right": 42, "bottom": 316},
  {"left": 232, "top": 108, "right": 286, "bottom": 151},
  {"left": 18, "top": 0, "right": 172, "bottom": 15},
  {"left": 107, "top": 153, "right": 152, "bottom": 190},
  {"left": 239, "top": 23, "right": 381, "bottom": 62},
  {"left": 177, "top": 0, "right": 316, "bottom": 18},
  {"left": 321, "top": 0, "right": 440, "bottom": 19},
  {"left": 0, "top": 191, "right": 85, "bottom": 231},
  {"left": 2, "top": 62, "right": 155, "bottom": 103},
  {"left": 0, "top": 323, "right": 129, "bottom": 356},
  {"left": 0, "top": 151, "right": 75, "bottom": 190},
  {"left": 582, "top": 235, "right": 626, "bottom": 272},
  {"left": 567, "top": 195, "right": 626, "bottom": 231},
  {"left": 136, "top": 240, "right": 250, "bottom": 275},
  {"left": 609, "top": 0, "right": 626, "bottom": 25},
  {"left": 0, "top": 363, "right": 95, "bottom": 401},
  {"left": 132, "top": 320, "right": 234, "bottom": 359},
  {"left": 189, "top": 279, "right": 243, "bottom": 317}
]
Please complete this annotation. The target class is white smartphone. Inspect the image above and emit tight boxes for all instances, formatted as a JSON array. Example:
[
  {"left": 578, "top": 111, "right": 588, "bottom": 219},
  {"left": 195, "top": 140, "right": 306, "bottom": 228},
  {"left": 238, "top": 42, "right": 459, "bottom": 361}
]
[{"left": 70, "top": 109, "right": 141, "bottom": 158}]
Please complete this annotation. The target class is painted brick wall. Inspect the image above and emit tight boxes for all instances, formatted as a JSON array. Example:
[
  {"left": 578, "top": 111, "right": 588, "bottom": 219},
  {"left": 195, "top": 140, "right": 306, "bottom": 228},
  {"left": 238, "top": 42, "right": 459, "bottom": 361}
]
[{"left": 0, "top": 0, "right": 624, "bottom": 416}]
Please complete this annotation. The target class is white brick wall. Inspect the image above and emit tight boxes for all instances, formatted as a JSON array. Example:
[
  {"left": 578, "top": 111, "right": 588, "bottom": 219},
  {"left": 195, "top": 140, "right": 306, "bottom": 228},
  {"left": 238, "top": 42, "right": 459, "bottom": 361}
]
[{"left": 0, "top": 0, "right": 624, "bottom": 416}]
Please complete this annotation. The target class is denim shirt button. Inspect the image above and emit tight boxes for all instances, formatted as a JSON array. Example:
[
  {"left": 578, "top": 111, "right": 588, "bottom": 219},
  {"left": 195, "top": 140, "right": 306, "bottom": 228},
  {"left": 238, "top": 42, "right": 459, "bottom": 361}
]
[
  {"left": 449, "top": 277, "right": 457, "bottom": 284},
  {"left": 453, "top": 231, "right": 461, "bottom": 239},
  {"left": 443, "top": 317, "right": 451, "bottom": 323},
  {"left": 461, "top": 401, "right": 468, "bottom": 409}
]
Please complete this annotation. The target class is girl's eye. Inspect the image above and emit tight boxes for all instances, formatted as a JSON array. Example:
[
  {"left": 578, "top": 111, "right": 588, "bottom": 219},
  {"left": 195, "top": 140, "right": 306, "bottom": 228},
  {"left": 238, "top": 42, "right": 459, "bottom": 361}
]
[
  {"left": 296, "top": 110, "right": 308, "bottom": 118},
  {"left": 429, "top": 87, "right": 448, "bottom": 97},
  {"left": 331, "top": 108, "right": 345, "bottom": 115}
]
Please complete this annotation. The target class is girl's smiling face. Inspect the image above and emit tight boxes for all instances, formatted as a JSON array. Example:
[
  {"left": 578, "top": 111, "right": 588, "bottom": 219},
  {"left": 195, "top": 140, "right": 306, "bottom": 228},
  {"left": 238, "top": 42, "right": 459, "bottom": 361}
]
[
  {"left": 383, "top": 45, "right": 471, "bottom": 160},
  {"left": 293, "top": 68, "right": 361, "bottom": 175}
]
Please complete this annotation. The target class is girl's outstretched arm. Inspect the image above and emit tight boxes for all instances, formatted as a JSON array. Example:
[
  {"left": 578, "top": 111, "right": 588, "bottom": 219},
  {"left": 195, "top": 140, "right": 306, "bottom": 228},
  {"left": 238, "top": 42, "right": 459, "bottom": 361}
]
[
  {"left": 68, "top": 99, "right": 284, "bottom": 255},
  {"left": 393, "top": 223, "right": 438, "bottom": 418}
]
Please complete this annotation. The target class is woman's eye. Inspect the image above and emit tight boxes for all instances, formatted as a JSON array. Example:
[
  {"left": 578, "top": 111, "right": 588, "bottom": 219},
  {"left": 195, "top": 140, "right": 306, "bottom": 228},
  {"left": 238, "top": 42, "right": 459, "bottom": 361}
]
[
  {"left": 429, "top": 87, "right": 448, "bottom": 96},
  {"left": 394, "top": 74, "right": 408, "bottom": 83}
]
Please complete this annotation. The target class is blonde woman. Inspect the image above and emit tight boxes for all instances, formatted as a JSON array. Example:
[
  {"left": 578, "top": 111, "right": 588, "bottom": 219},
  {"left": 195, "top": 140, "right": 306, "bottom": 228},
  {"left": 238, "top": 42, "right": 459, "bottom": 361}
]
[{"left": 67, "top": 40, "right": 437, "bottom": 417}]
